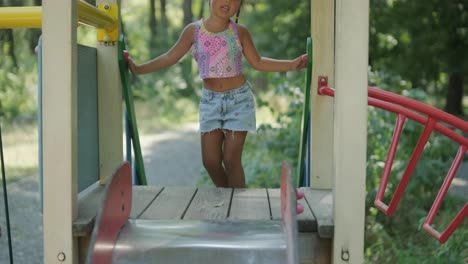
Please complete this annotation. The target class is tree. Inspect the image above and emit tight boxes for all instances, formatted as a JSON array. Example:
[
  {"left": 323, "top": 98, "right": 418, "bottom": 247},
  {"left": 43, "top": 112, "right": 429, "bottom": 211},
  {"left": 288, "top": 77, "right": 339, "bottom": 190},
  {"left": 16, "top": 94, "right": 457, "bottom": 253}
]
[
  {"left": 180, "top": 0, "right": 194, "bottom": 95},
  {"left": 148, "top": 0, "right": 158, "bottom": 56},
  {"left": 183, "top": 0, "right": 193, "bottom": 26},
  {"left": 370, "top": 0, "right": 467, "bottom": 116},
  {"left": 0, "top": 30, "right": 17, "bottom": 68},
  {"left": 160, "top": 0, "right": 168, "bottom": 42},
  {"left": 197, "top": 0, "right": 205, "bottom": 19}
]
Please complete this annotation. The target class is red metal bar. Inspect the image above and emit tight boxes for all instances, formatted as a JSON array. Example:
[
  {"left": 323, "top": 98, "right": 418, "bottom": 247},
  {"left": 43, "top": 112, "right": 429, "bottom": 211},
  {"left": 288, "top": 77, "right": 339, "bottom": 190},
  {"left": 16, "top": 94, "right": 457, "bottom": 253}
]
[
  {"left": 374, "top": 114, "right": 406, "bottom": 213},
  {"left": 423, "top": 145, "right": 467, "bottom": 243},
  {"left": 368, "top": 86, "right": 468, "bottom": 133},
  {"left": 317, "top": 78, "right": 468, "bottom": 243},
  {"left": 368, "top": 98, "right": 467, "bottom": 146},
  {"left": 318, "top": 85, "right": 467, "bottom": 146},
  {"left": 387, "top": 118, "right": 436, "bottom": 215},
  {"left": 424, "top": 203, "right": 468, "bottom": 243}
]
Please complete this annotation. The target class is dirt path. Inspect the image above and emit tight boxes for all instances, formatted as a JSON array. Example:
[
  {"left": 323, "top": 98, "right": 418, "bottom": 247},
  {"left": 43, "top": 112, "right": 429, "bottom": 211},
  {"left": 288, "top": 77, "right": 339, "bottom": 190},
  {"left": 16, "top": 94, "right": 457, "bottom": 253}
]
[
  {"left": 140, "top": 122, "right": 202, "bottom": 186},
  {"left": 0, "top": 176, "right": 42, "bottom": 264}
]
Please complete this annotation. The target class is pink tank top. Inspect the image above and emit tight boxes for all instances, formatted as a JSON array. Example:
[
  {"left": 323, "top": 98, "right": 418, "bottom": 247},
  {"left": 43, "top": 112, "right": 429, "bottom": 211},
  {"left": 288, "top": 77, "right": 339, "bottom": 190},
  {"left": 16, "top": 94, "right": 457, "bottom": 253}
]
[{"left": 192, "top": 19, "right": 243, "bottom": 79}]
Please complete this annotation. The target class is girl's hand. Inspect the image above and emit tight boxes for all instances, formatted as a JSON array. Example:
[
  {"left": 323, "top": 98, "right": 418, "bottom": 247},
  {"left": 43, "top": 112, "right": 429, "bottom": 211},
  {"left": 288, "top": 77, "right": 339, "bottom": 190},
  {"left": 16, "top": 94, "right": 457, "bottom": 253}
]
[
  {"left": 123, "top": 51, "right": 140, "bottom": 74},
  {"left": 291, "top": 54, "right": 308, "bottom": 71},
  {"left": 127, "top": 56, "right": 140, "bottom": 74}
]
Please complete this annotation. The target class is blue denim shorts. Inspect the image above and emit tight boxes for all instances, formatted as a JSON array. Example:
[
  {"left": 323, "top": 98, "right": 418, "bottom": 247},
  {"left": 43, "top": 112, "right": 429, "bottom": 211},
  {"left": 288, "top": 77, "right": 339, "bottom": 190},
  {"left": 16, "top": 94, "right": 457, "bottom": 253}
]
[{"left": 199, "top": 82, "right": 256, "bottom": 133}]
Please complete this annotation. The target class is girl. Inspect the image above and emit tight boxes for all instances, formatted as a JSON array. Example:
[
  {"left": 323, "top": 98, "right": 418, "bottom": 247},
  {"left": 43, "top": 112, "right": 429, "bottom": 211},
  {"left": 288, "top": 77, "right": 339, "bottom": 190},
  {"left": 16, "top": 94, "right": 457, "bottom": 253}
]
[{"left": 128, "top": 0, "right": 307, "bottom": 188}]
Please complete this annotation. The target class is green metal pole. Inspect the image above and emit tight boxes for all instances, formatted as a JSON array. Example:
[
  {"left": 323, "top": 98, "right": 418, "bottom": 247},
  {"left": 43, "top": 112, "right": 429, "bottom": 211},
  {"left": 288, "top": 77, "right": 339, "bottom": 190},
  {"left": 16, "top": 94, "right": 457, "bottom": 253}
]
[
  {"left": 117, "top": 35, "right": 147, "bottom": 185},
  {"left": 296, "top": 37, "right": 313, "bottom": 187}
]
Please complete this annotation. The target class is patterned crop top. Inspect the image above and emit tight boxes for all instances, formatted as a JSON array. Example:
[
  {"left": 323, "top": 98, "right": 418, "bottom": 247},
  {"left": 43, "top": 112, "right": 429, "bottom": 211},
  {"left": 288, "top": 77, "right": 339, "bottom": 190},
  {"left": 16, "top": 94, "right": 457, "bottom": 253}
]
[{"left": 192, "top": 19, "right": 243, "bottom": 79}]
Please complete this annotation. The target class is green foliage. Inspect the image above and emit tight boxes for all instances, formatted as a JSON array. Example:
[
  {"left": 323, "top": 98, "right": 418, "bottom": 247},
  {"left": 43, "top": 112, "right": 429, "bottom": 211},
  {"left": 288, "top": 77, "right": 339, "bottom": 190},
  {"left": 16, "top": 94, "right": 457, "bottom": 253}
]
[
  {"left": 244, "top": 72, "right": 305, "bottom": 187},
  {"left": 0, "top": 68, "right": 36, "bottom": 122},
  {"left": 370, "top": 0, "right": 468, "bottom": 109},
  {"left": 0, "top": 26, "right": 39, "bottom": 124},
  {"left": 241, "top": 0, "right": 310, "bottom": 59}
]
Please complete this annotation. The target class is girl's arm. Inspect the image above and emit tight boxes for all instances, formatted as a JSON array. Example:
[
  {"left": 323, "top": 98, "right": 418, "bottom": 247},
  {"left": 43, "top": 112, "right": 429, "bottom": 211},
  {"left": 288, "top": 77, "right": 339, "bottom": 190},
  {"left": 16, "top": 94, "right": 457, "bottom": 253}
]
[
  {"left": 238, "top": 25, "right": 307, "bottom": 72},
  {"left": 128, "top": 23, "right": 196, "bottom": 75}
]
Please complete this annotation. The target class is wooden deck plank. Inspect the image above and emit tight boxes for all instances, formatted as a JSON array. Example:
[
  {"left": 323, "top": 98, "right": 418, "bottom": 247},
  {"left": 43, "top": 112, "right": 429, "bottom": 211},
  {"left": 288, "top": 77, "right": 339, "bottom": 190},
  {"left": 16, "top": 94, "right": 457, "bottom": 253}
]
[
  {"left": 297, "top": 189, "right": 317, "bottom": 232},
  {"left": 183, "top": 187, "right": 233, "bottom": 220},
  {"left": 139, "top": 187, "right": 197, "bottom": 220},
  {"left": 229, "top": 188, "right": 270, "bottom": 220},
  {"left": 304, "top": 189, "right": 334, "bottom": 238},
  {"left": 268, "top": 188, "right": 317, "bottom": 232},
  {"left": 130, "top": 186, "right": 163, "bottom": 219},
  {"left": 268, "top": 188, "right": 281, "bottom": 220},
  {"left": 73, "top": 184, "right": 104, "bottom": 236}
]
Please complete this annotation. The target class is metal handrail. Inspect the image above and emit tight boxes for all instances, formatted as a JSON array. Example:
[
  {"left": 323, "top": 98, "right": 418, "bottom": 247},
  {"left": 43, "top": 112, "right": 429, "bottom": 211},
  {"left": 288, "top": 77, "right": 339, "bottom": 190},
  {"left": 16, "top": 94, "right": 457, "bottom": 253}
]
[
  {"left": 0, "top": 1, "right": 117, "bottom": 30},
  {"left": 0, "top": 6, "right": 41, "bottom": 28},
  {"left": 297, "top": 37, "right": 313, "bottom": 187},
  {"left": 77, "top": 0, "right": 116, "bottom": 30}
]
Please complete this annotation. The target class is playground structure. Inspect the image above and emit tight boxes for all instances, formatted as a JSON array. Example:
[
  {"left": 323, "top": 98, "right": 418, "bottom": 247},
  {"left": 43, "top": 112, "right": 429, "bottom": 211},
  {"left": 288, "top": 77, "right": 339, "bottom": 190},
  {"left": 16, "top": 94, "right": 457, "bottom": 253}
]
[{"left": 0, "top": 0, "right": 466, "bottom": 263}]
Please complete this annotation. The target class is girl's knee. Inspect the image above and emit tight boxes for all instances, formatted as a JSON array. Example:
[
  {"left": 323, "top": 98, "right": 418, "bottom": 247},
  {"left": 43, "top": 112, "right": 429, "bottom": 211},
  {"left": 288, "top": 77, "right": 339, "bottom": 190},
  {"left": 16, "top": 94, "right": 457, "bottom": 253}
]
[
  {"left": 222, "top": 157, "right": 242, "bottom": 171},
  {"left": 203, "top": 157, "right": 223, "bottom": 171}
]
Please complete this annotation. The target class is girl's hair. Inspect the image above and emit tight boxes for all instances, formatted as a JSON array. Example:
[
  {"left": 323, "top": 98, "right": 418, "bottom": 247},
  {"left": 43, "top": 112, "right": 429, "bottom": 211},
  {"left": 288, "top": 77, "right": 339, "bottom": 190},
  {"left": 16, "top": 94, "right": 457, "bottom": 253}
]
[
  {"left": 235, "top": 0, "right": 244, "bottom": 23},
  {"left": 207, "top": 0, "right": 243, "bottom": 23}
]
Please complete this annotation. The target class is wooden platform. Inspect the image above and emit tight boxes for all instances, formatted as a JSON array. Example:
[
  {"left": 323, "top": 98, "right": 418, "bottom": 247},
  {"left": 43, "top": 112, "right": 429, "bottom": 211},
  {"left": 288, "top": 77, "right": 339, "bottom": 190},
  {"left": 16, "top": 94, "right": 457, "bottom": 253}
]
[{"left": 74, "top": 185, "right": 334, "bottom": 264}]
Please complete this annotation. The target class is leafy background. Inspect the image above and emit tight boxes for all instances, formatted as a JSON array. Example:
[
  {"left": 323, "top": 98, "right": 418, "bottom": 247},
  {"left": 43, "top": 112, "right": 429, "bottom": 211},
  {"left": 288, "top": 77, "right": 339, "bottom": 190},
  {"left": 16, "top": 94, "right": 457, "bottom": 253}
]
[{"left": 0, "top": 0, "right": 467, "bottom": 262}]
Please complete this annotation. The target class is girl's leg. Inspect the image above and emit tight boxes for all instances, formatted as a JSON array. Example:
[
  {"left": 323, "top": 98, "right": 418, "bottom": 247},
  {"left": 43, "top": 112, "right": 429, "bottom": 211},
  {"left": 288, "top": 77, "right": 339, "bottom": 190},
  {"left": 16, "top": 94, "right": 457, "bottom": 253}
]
[
  {"left": 222, "top": 130, "right": 248, "bottom": 188},
  {"left": 201, "top": 129, "right": 229, "bottom": 187}
]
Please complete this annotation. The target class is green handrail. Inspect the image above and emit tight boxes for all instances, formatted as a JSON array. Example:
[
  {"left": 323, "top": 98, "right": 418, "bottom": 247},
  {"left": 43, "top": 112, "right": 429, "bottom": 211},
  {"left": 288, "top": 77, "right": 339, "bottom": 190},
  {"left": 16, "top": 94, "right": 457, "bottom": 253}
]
[
  {"left": 118, "top": 35, "right": 147, "bottom": 185},
  {"left": 296, "top": 37, "right": 313, "bottom": 187}
]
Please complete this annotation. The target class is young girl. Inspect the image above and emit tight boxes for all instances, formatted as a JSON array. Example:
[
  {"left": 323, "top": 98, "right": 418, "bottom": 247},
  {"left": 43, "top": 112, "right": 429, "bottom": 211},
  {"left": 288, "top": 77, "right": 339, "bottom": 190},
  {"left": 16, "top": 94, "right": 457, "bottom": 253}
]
[{"left": 128, "top": 0, "right": 307, "bottom": 188}]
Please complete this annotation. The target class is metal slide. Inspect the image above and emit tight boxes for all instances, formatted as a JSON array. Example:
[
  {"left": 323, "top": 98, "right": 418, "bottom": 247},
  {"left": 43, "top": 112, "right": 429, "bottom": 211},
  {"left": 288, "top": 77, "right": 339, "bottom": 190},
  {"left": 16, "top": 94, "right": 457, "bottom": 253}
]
[{"left": 85, "top": 162, "right": 300, "bottom": 264}]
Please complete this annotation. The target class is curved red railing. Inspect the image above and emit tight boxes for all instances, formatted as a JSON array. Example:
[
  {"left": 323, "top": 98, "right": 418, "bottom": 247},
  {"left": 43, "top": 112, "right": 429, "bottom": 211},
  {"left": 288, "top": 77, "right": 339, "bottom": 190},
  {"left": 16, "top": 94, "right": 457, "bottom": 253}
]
[{"left": 317, "top": 76, "right": 467, "bottom": 243}]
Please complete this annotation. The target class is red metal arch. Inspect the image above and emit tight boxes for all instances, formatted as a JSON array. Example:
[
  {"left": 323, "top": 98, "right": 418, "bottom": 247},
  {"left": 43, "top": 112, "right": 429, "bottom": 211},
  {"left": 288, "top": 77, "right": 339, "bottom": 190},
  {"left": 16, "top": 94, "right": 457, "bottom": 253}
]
[{"left": 317, "top": 76, "right": 467, "bottom": 243}]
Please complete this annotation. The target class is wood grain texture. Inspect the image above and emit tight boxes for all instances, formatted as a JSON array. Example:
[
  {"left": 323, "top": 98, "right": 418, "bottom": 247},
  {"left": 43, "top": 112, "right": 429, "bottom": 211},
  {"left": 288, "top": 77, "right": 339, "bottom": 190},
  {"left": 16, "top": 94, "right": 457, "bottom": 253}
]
[{"left": 183, "top": 187, "right": 232, "bottom": 220}]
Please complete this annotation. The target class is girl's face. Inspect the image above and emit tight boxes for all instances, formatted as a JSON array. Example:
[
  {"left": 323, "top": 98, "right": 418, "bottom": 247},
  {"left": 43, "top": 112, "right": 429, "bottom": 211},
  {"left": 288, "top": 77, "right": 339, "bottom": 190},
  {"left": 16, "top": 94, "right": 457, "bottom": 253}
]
[{"left": 209, "top": 0, "right": 242, "bottom": 20}]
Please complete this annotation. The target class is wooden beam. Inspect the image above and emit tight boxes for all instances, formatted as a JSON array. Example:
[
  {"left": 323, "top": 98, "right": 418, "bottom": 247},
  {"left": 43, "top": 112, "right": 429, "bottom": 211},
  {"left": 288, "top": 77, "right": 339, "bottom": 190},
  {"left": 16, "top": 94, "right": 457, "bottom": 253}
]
[
  {"left": 42, "top": 0, "right": 78, "bottom": 263},
  {"left": 333, "top": 0, "right": 369, "bottom": 263},
  {"left": 311, "top": 0, "right": 335, "bottom": 189},
  {"left": 97, "top": 0, "right": 123, "bottom": 184}
]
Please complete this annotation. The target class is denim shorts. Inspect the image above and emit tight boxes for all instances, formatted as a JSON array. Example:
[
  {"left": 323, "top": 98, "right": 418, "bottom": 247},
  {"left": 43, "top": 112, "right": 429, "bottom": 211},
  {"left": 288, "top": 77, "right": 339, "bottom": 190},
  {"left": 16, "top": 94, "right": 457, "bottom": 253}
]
[{"left": 199, "top": 82, "right": 256, "bottom": 133}]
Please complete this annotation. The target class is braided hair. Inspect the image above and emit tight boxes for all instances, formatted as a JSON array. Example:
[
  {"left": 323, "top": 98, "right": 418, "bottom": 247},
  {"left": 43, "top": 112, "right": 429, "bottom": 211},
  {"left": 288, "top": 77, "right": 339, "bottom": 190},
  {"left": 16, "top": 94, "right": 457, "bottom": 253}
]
[
  {"left": 207, "top": 0, "right": 243, "bottom": 24},
  {"left": 235, "top": 0, "right": 243, "bottom": 23}
]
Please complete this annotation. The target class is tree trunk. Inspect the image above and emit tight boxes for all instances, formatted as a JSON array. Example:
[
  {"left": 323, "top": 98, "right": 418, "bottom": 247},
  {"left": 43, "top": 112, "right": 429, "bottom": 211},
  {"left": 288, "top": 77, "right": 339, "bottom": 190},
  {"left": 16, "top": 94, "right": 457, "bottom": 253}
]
[
  {"left": 444, "top": 8, "right": 465, "bottom": 117},
  {"left": 180, "top": 0, "right": 194, "bottom": 96},
  {"left": 0, "top": 30, "right": 18, "bottom": 69},
  {"left": 198, "top": 0, "right": 205, "bottom": 19},
  {"left": 160, "top": 0, "right": 167, "bottom": 28},
  {"left": 159, "top": 0, "right": 168, "bottom": 44},
  {"left": 183, "top": 0, "right": 193, "bottom": 26},
  {"left": 0, "top": 0, "right": 18, "bottom": 68},
  {"left": 149, "top": 0, "right": 158, "bottom": 56},
  {"left": 444, "top": 72, "right": 464, "bottom": 116}
]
